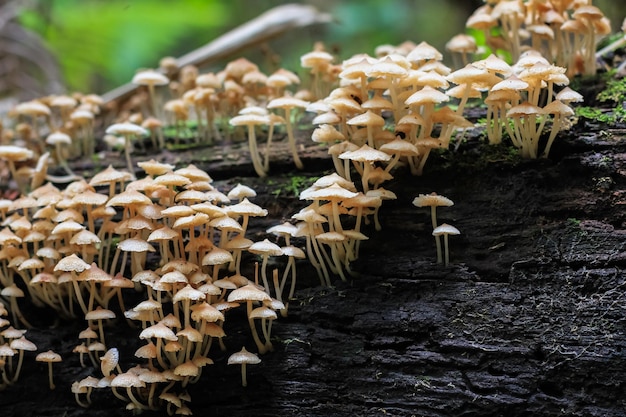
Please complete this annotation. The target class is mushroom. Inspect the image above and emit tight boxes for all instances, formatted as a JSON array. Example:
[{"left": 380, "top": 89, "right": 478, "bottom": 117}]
[
  {"left": 432, "top": 223, "right": 461, "bottom": 266},
  {"left": 104, "top": 123, "right": 148, "bottom": 179},
  {"left": 35, "top": 350, "right": 62, "bottom": 389},
  {"left": 267, "top": 96, "right": 309, "bottom": 170},
  {"left": 131, "top": 69, "right": 170, "bottom": 117},
  {"left": 229, "top": 113, "right": 269, "bottom": 177},
  {"left": 227, "top": 346, "right": 261, "bottom": 387},
  {"left": 412, "top": 193, "right": 454, "bottom": 264},
  {"left": 45, "top": 131, "right": 75, "bottom": 177},
  {"left": 247, "top": 239, "right": 283, "bottom": 295},
  {"left": 0, "top": 145, "right": 34, "bottom": 194}
]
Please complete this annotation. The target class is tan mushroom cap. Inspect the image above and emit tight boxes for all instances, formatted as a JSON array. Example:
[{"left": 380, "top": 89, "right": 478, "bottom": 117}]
[
  {"left": 137, "top": 159, "right": 175, "bottom": 176},
  {"left": 339, "top": 144, "right": 392, "bottom": 163},
  {"left": 85, "top": 306, "right": 116, "bottom": 321},
  {"left": 406, "top": 41, "right": 443, "bottom": 63},
  {"left": 139, "top": 322, "right": 178, "bottom": 341},
  {"left": 10, "top": 336, "right": 37, "bottom": 352},
  {"left": 105, "top": 122, "right": 148, "bottom": 137},
  {"left": 54, "top": 254, "right": 91, "bottom": 272},
  {"left": 15, "top": 100, "right": 51, "bottom": 117},
  {"left": 202, "top": 247, "right": 234, "bottom": 266},
  {"left": 347, "top": 110, "right": 385, "bottom": 127},
  {"left": 190, "top": 302, "right": 224, "bottom": 322},
  {"left": 405, "top": 86, "right": 450, "bottom": 106},
  {"left": 412, "top": 192, "right": 454, "bottom": 208},
  {"left": 226, "top": 198, "right": 268, "bottom": 217},
  {"left": 132, "top": 69, "right": 169, "bottom": 86},
  {"left": 229, "top": 113, "right": 268, "bottom": 127},
  {"left": 46, "top": 131, "right": 72, "bottom": 146},
  {"left": 36, "top": 350, "right": 62, "bottom": 363},
  {"left": 227, "top": 284, "right": 271, "bottom": 303},
  {"left": 117, "top": 237, "right": 155, "bottom": 253},
  {"left": 228, "top": 346, "right": 261, "bottom": 365},
  {"left": 227, "top": 183, "right": 257, "bottom": 201},
  {"left": 89, "top": 165, "right": 132, "bottom": 187},
  {"left": 0, "top": 145, "right": 34, "bottom": 162},
  {"left": 173, "top": 285, "right": 206, "bottom": 303},
  {"left": 248, "top": 239, "right": 283, "bottom": 257}
]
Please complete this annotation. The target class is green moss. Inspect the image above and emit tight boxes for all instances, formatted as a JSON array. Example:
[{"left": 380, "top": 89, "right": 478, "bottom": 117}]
[{"left": 270, "top": 175, "right": 317, "bottom": 198}]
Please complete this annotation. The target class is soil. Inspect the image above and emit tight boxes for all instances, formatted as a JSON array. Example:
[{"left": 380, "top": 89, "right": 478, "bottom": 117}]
[{"left": 1, "top": 87, "right": 626, "bottom": 416}]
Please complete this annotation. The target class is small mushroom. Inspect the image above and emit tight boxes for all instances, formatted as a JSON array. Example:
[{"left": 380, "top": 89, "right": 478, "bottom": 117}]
[
  {"left": 35, "top": 350, "right": 62, "bottom": 389},
  {"left": 432, "top": 223, "right": 460, "bottom": 266},
  {"left": 227, "top": 346, "right": 261, "bottom": 387}
]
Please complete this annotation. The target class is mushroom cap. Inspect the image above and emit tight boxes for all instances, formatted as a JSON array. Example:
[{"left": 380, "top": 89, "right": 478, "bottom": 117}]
[
  {"left": 432, "top": 223, "right": 461, "bottom": 236},
  {"left": 15, "top": 100, "right": 50, "bottom": 116},
  {"left": 173, "top": 285, "right": 206, "bottom": 303},
  {"left": 100, "top": 348, "right": 119, "bottom": 376},
  {"left": 225, "top": 198, "right": 268, "bottom": 217},
  {"left": 105, "top": 122, "right": 148, "bottom": 137},
  {"left": 117, "top": 237, "right": 155, "bottom": 253},
  {"left": 46, "top": 131, "right": 72, "bottom": 146},
  {"left": 412, "top": 192, "right": 453, "bottom": 208},
  {"left": 347, "top": 110, "right": 385, "bottom": 127},
  {"left": 202, "top": 247, "right": 234, "bottom": 266},
  {"left": 137, "top": 159, "right": 175, "bottom": 176},
  {"left": 250, "top": 306, "right": 278, "bottom": 320},
  {"left": 132, "top": 69, "right": 169, "bottom": 86},
  {"left": 405, "top": 86, "right": 450, "bottom": 106},
  {"left": 542, "top": 99, "right": 574, "bottom": 116},
  {"left": 227, "top": 346, "right": 261, "bottom": 365},
  {"left": 267, "top": 96, "right": 309, "bottom": 110},
  {"left": 303, "top": 183, "right": 359, "bottom": 201},
  {"left": 339, "top": 144, "right": 391, "bottom": 163},
  {"left": 229, "top": 113, "right": 268, "bottom": 127},
  {"left": 0, "top": 145, "right": 34, "bottom": 162},
  {"left": 139, "top": 322, "right": 178, "bottom": 341},
  {"left": 227, "top": 284, "right": 271, "bottom": 303},
  {"left": 85, "top": 307, "right": 116, "bottom": 321},
  {"left": 111, "top": 372, "right": 145, "bottom": 388},
  {"left": 190, "top": 303, "right": 224, "bottom": 322},
  {"left": 248, "top": 239, "right": 283, "bottom": 257},
  {"left": 10, "top": 336, "right": 37, "bottom": 352},
  {"left": 174, "top": 360, "right": 199, "bottom": 377},
  {"left": 89, "top": 165, "right": 132, "bottom": 186},
  {"left": 54, "top": 254, "right": 91, "bottom": 272},
  {"left": 36, "top": 351, "right": 62, "bottom": 365},
  {"left": 227, "top": 183, "right": 257, "bottom": 201}
]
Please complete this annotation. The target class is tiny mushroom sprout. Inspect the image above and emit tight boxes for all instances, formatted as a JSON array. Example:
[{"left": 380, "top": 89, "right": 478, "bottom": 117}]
[
  {"left": 228, "top": 346, "right": 261, "bottom": 387},
  {"left": 412, "top": 192, "right": 454, "bottom": 264},
  {"left": 432, "top": 223, "right": 461, "bottom": 266},
  {"left": 104, "top": 122, "right": 148, "bottom": 179},
  {"left": 35, "top": 350, "right": 62, "bottom": 389}
]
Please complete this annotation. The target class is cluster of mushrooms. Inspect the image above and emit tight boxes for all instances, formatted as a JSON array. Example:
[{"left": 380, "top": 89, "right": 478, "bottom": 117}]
[
  {"left": 0, "top": 0, "right": 621, "bottom": 414},
  {"left": 0, "top": 160, "right": 300, "bottom": 412}
]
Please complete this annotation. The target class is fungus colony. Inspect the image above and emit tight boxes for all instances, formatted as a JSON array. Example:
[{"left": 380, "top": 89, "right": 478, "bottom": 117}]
[{"left": 0, "top": 1, "right": 619, "bottom": 414}]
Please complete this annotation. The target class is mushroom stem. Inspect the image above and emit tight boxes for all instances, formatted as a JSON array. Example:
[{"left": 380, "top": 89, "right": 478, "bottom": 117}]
[
  {"left": 247, "top": 300, "right": 266, "bottom": 354},
  {"left": 240, "top": 363, "right": 249, "bottom": 387},
  {"left": 430, "top": 207, "right": 443, "bottom": 264},
  {"left": 443, "top": 233, "right": 451, "bottom": 266},
  {"left": 248, "top": 125, "right": 266, "bottom": 177},
  {"left": 284, "top": 110, "right": 304, "bottom": 170},
  {"left": 47, "top": 362, "right": 55, "bottom": 390}
]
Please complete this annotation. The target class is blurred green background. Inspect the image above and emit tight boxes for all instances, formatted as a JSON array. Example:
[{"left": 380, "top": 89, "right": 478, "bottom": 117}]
[{"left": 12, "top": 0, "right": 626, "bottom": 96}]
